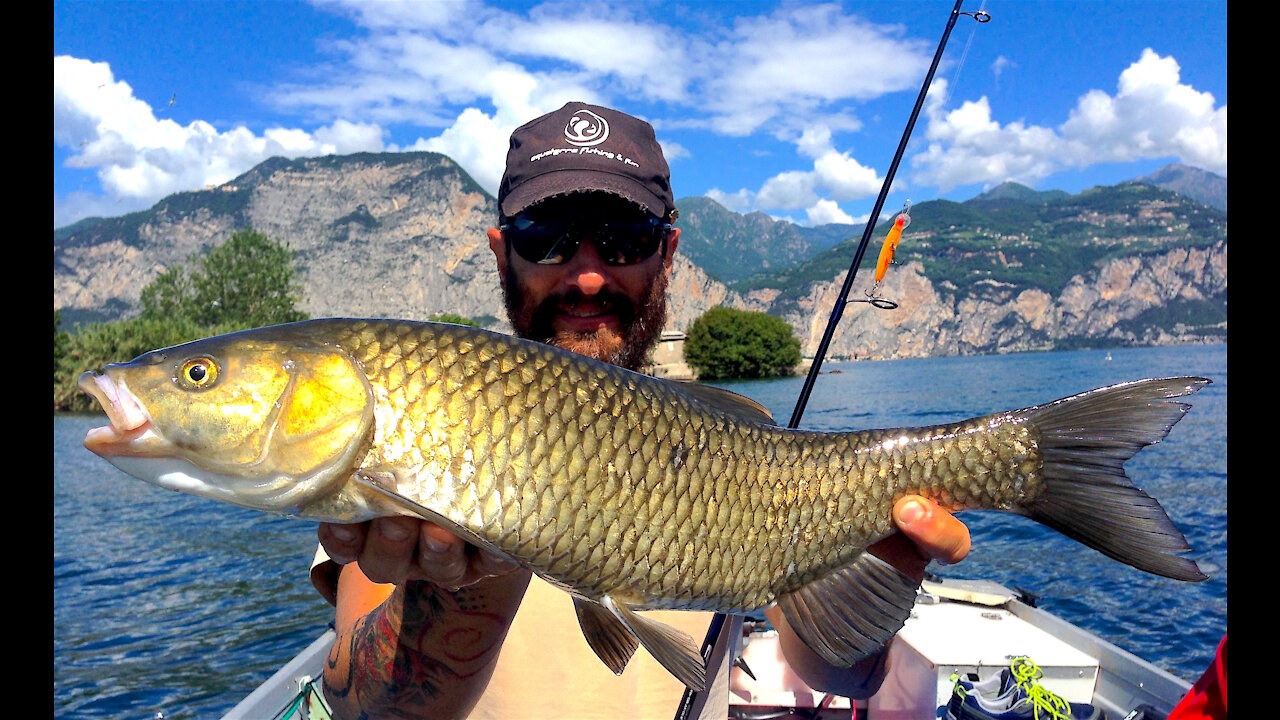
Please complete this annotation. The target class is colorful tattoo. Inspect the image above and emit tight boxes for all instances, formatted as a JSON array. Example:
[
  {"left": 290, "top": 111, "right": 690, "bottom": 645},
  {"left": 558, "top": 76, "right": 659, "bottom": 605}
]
[{"left": 325, "top": 580, "right": 512, "bottom": 718}]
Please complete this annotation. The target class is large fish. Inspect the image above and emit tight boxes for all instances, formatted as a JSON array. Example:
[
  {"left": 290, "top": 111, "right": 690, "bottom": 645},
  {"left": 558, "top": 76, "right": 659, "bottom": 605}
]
[{"left": 78, "top": 318, "right": 1209, "bottom": 690}]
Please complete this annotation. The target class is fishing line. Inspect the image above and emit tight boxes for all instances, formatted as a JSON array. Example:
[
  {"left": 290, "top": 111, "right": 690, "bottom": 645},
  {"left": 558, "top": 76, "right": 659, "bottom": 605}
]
[
  {"left": 672, "top": 3, "right": 991, "bottom": 718},
  {"left": 941, "top": 0, "right": 989, "bottom": 110}
]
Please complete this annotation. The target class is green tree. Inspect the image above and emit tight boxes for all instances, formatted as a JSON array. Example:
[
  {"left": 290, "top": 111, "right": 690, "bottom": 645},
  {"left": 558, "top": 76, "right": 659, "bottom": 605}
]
[
  {"left": 54, "top": 310, "right": 69, "bottom": 376},
  {"left": 189, "top": 228, "right": 308, "bottom": 327},
  {"left": 684, "top": 307, "right": 802, "bottom": 380},
  {"left": 429, "top": 312, "right": 481, "bottom": 327},
  {"left": 55, "top": 227, "right": 308, "bottom": 412},
  {"left": 139, "top": 265, "right": 195, "bottom": 320}
]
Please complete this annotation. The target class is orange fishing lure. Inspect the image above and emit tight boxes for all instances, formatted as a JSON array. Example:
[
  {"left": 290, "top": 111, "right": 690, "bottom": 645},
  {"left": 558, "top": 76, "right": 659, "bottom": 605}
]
[{"left": 874, "top": 204, "right": 911, "bottom": 283}]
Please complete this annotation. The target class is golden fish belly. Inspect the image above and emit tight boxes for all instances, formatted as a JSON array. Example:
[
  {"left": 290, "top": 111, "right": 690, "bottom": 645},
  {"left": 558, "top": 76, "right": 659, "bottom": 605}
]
[{"left": 327, "top": 320, "right": 1044, "bottom": 614}]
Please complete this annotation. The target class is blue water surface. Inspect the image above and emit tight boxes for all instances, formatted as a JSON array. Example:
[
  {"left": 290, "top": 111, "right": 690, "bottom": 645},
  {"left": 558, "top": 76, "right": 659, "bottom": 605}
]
[{"left": 53, "top": 344, "right": 1227, "bottom": 719}]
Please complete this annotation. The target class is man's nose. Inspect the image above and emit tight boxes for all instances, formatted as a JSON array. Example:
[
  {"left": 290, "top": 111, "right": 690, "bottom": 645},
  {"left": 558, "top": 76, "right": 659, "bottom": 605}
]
[{"left": 564, "top": 237, "right": 609, "bottom": 295}]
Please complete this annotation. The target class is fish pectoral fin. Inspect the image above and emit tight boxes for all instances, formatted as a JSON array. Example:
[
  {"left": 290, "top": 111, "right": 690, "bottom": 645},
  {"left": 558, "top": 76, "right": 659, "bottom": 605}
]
[
  {"left": 776, "top": 552, "right": 920, "bottom": 667},
  {"left": 353, "top": 469, "right": 442, "bottom": 521},
  {"left": 574, "top": 597, "right": 639, "bottom": 676},
  {"left": 350, "top": 471, "right": 521, "bottom": 566},
  {"left": 601, "top": 595, "right": 707, "bottom": 691}
]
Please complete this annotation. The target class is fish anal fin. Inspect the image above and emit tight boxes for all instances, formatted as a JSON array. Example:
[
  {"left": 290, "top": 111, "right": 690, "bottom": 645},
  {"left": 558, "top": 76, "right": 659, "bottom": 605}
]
[
  {"left": 602, "top": 595, "right": 707, "bottom": 691},
  {"left": 776, "top": 553, "right": 919, "bottom": 667},
  {"left": 573, "top": 597, "right": 639, "bottom": 676}
]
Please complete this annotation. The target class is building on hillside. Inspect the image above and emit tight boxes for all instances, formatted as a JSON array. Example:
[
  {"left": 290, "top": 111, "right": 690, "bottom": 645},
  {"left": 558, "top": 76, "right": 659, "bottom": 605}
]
[{"left": 645, "top": 330, "right": 694, "bottom": 380}]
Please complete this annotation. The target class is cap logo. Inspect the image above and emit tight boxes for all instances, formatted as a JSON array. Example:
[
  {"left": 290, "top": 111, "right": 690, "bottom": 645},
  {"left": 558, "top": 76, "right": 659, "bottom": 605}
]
[{"left": 564, "top": 109, "right": 609, "bottom": 147}]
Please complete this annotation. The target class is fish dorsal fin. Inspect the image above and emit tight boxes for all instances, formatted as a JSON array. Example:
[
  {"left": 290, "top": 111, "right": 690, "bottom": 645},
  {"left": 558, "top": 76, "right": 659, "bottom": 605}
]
[
  {"left": 775, "top": 552, "right": 920, "bottom": 667},
  {"left": 573, "top": 597, "right": 640, "bottom": 676},
  {"left": 602, "top": 595, "right": 707, "bottom": 691},
  {"left": 675, "top": 382, "right": 776, "bottom": 425}
]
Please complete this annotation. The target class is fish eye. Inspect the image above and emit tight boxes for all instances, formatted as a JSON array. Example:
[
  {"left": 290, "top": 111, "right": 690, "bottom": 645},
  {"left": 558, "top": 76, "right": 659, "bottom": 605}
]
[{"left": 178, "top": 357, "right": 220, "bottom": 389}]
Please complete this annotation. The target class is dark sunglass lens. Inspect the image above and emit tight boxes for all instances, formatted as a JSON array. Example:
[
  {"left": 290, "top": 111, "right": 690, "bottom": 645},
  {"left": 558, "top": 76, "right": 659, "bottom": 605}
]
[
  {"left": 507, "top": 216, "right": 667, "bottom": 265},
  {"left": 598, "top": 220, "right": 665, "bottom": 265},
  {"left": 509, "top": 219, "right": 576, "bottom": 264}
]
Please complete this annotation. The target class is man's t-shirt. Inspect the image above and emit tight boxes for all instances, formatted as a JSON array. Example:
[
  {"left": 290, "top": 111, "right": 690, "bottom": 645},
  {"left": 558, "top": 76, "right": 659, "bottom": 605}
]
[{"left": 311, "top": 550, "right": 739, "bottom": 720}]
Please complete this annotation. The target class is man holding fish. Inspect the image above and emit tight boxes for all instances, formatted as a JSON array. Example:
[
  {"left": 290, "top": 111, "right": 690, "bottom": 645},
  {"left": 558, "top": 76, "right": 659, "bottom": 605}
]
[{"left": 311, "top": 103, "right": 973, "bottom": 719}]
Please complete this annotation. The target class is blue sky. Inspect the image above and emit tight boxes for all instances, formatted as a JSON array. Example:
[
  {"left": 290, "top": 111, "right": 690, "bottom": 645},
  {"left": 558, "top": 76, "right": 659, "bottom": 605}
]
[{"left": 54, "top": 1, "right": 1227, "bottom": 230}]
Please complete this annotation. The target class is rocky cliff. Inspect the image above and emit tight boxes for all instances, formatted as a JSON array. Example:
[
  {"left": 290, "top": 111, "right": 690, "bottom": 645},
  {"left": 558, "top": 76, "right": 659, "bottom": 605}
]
[
  {"left": 769, "top": 241, "right": 1226, "bottom": 360},
  {"left": 55, "top": 153, "right": 505, "bottom": 326},
  {"left": 54, "top": 152, "right": 1226, "bottom": 361}
]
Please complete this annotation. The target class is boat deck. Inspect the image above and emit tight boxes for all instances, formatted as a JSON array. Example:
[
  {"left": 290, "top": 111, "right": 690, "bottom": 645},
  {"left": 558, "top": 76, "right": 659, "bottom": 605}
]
[{"left": 225, "top": 578, "right": 1192, "bottom": 720}]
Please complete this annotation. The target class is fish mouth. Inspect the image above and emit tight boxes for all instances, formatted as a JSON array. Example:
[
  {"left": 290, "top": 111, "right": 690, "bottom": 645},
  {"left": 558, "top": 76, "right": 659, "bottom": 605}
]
[{"left": 78, "top": 371, "right": 163, "bottom": 456}]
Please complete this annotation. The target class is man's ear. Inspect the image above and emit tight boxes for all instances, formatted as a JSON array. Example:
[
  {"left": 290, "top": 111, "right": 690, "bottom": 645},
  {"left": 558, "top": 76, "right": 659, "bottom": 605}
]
[
  {"left": 663, "top": 227, "right": 680, "bottom": 272},
  {"left": 488, "top": 227, "right": 508, "bottom": 289}
]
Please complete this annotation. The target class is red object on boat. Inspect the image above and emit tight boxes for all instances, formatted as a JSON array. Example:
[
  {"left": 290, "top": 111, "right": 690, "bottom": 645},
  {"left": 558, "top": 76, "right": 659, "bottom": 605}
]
[{"left": 1167, "top": 633, "right": 1226, "bottom": 720}]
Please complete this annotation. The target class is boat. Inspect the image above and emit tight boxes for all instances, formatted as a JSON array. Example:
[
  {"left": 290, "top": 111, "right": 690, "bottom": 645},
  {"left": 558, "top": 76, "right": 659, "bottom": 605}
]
[{"left": 223, "top": 576, "right": 1194, "bottom": 720}]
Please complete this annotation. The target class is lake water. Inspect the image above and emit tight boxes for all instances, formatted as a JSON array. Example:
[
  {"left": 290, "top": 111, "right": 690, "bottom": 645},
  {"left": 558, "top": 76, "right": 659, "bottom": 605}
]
[{"left": 53, "top": 343, "right": 1227, "bottom": 719}]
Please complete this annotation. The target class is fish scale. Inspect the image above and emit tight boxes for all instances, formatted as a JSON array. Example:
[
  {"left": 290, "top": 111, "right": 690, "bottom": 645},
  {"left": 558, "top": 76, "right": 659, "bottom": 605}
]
[{"left": 79, "top": 318, "right": 1210, "bottom": 690}]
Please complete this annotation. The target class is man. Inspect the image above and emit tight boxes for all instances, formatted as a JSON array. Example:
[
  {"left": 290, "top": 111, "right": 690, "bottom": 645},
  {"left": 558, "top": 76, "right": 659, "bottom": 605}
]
[{"left": 312, "top": 102, "right": 971, "bottom": 719}]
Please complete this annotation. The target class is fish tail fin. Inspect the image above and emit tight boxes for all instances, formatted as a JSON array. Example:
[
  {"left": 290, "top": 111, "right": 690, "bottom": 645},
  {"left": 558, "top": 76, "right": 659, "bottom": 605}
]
[{"left": 1017, "top": 376, "right": 1210, "bottom": 582}]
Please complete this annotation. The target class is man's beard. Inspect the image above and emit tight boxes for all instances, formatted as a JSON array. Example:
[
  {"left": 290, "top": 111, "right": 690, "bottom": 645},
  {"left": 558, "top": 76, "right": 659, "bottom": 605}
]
[{"left": 502, "top": 265, "right": 669, "bottom": 372}]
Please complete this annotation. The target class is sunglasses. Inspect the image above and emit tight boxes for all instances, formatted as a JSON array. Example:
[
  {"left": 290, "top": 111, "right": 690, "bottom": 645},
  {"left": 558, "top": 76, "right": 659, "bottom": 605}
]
[{"left": 501, "top": 214, "right": 672, "bottom": 266}]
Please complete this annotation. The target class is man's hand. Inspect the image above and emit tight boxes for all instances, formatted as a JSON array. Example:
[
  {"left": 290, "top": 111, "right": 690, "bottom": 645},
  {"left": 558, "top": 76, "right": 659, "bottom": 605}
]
[
  {"left": 318, "top": 518, "right": 523, "bottom": 591},
  {"left": 867, "top": 494, "right": 971, "bottom": 582}
]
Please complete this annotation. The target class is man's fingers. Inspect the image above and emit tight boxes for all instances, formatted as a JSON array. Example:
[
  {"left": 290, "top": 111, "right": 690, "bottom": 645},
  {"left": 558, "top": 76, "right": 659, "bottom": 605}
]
[
  {"left": 323, "top": 517, "right": 521, "bottom": 589},
  {"left": 416, "top": 523, "right": 468, "bottom": 589},
  {"left": 358, "top": 517, "right": 421, "bottom": 584},
  {"left": 892, "top": 496, "right": 971, "bottom": 565},
  {"left": 472, "top": 547, "right": 521, "bottom": 581},
  {"left": 318, "top": 521, "right": 369, "bottom": 565}
]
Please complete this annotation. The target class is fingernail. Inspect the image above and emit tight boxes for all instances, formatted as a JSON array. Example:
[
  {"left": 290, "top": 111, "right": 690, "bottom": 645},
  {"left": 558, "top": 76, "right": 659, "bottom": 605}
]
[
  {"left": 423, "top": 535, "right": 451, "bottom": 554},
  {"left": 330, "top": 526, "right": 356, "bottom": 543},
  {"left": 379, "top": 521, "right": 411, "bottom": 541},
  {"left": 898, "top": 499, "right": 926, "bottom": 525}
]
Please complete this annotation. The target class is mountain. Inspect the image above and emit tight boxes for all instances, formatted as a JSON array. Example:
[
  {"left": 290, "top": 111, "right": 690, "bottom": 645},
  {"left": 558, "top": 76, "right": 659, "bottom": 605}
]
[
  {"left": 669, "top": 196, "right": 852, "bottom": 285},
  {"left": 1136, "top": 163, "right": 1226, "bottom": 212},
  {"left": 972, "top": 181, "right": 1071, "bottom": 204},
  {"left": 54, "top": 152, "right": 1227, "bottom": 361},
  {"left": 53, "top": 152, "right": 732, "bottom": 338},
  {"left": 728, "top": 180, "right": 1226, "bottom": 358}
]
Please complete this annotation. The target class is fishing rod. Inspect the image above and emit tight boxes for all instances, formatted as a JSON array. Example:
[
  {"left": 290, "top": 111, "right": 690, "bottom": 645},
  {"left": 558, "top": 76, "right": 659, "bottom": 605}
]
[{"left": 672, "top": 2, "right": 989, "bottom": 717}]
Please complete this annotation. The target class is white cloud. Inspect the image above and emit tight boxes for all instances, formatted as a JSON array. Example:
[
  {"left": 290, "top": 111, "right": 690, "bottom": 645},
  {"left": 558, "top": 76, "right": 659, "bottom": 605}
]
[
  {"left": 54, "top": 55, "right": 387, "bottom": 227},
  {"left": 701, "top": 5, "right": 932, "bottom": 135},
  {"left": 813, "top": 151, "right": 883, "bottom": 200},
  {"left": 756, "top": 170, "right": 818, "bottom": 211},
  {"left": 991, "top": 55, "right": 1013, "bottom": 84},
  {"left": 413, "top": 107, "right": 512, "bottom": 195},
  {"left": 703, "top": 188, "right": 753, "bottom": 213},
  {"left": 1059, "top": 49, "right": 1226, "bottom": 176},
  {"left": 805, "top": 199, "right": 855, "bottom": 226},
  {"left": 910, "top": 49, "right": 1227, "bottom": 191},
  {"left": 714, "top": 120, "right": 884, "bottom": 216},
  {"left": 658, "top": 139, "right": 689, "bottom": 162},
  {"left": 55, "top": 6, "right": 1225, "bottom": 232},
  {"left": 328, "top": 0, "right": 481, "bottom": 30}
]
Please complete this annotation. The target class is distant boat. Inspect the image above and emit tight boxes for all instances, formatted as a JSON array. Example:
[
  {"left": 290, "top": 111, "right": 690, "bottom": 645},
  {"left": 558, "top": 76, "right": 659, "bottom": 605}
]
[{"left": 1106, "top": 351, "right": 1113, "bottom": 361}]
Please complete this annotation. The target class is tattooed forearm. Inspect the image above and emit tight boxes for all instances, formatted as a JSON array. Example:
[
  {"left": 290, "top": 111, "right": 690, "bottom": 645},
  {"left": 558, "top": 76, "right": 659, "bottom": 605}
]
[{"left": 324, "top": 574, "right": 530, "bottom": 720}]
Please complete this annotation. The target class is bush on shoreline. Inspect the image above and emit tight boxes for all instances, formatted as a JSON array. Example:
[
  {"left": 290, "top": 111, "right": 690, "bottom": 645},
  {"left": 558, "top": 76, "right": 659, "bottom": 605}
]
[{"left": 684, "top": 306, "right": 802, "bottom": 380}]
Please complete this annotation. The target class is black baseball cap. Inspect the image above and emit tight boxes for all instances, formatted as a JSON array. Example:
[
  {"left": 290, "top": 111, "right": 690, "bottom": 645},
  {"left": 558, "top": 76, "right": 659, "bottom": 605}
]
[{"left": 497, "top": 102, "right": 676, "bottom": 223}]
